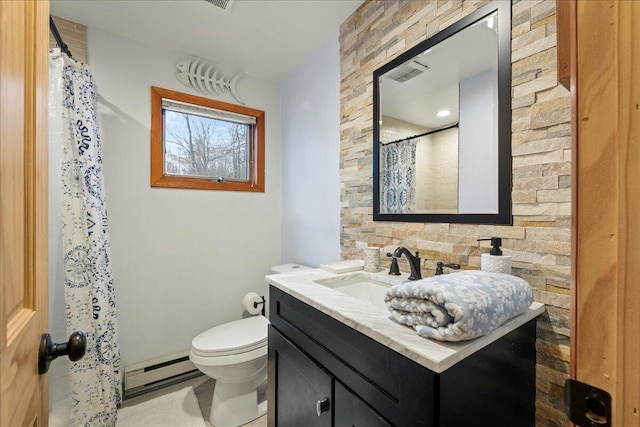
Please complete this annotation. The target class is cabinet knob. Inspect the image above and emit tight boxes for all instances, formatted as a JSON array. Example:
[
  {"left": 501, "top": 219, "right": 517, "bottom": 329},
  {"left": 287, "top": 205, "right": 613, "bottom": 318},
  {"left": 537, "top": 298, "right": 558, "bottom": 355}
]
[{"left": 316, "top": 398, "right": 330, "bottom": 416}]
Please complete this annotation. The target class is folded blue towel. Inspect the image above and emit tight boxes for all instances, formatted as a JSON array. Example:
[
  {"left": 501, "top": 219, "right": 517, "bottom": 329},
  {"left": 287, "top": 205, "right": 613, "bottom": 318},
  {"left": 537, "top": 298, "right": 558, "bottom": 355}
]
[{"left": 385, "top": 271, "right": 533, "bottom": 342}]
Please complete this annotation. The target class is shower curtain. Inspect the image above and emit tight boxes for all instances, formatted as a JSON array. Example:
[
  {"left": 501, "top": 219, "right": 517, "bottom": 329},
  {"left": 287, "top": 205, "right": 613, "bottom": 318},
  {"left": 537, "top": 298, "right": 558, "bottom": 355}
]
[
  {"left": 49, "top": 49, "right": 121, "bottom": 427},
  {"left": 380, "top": 138, "right": 417, "bottom": 213}
]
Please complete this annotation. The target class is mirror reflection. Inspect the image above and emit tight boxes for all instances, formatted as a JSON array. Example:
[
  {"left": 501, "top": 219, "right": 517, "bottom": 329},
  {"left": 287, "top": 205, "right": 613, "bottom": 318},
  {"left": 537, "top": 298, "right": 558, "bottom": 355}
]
[{"left": 373, "top": 2, "right": 511, "bottom": 224}]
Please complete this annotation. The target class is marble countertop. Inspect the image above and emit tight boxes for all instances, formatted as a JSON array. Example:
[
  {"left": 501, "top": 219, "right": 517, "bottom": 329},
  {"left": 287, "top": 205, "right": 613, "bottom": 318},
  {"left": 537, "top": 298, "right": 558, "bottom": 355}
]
[{"left": 266, "top": 268, "right": 545, "bottom": 374}]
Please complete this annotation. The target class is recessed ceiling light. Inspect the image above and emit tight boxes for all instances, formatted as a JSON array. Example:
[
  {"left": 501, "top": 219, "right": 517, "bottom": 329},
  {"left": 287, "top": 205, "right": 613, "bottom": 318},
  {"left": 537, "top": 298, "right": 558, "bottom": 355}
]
[{"left": 437, "top": 109, "right": 451, "bottom": 117}]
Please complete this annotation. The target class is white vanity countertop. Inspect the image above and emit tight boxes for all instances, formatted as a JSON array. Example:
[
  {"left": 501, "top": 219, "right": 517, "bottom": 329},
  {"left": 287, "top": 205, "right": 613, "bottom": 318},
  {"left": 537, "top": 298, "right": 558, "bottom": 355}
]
[{"left": 266, "top": 268, "right": 545, "bottom": 374}]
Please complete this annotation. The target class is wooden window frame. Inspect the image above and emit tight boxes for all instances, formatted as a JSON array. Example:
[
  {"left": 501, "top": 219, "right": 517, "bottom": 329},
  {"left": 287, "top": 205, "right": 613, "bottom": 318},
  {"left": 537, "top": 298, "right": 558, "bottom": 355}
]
[{"left": 150, "top": 86, "right": 265, "bottom": 192}]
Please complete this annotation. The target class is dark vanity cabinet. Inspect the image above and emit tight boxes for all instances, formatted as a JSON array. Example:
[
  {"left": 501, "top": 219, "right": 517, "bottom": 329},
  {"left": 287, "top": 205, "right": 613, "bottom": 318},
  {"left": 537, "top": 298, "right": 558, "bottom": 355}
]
[
  {"left": 270, "top": 328, "right": 390, "bottom": 427},
  {"left": 271, "top": 326, "right": 331, "bottom": 427},
  {"left": 268, "top": 287, "right": 537, "bottom": 427}
]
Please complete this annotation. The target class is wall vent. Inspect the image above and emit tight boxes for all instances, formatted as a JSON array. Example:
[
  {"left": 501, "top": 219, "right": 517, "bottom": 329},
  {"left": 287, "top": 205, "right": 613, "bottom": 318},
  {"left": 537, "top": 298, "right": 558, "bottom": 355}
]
[
  {"left": 123, "top": 350, "right": 201, "bottom": 399},
  {"left": 204, "top": 0, "right": 235, "bottom": 12}
]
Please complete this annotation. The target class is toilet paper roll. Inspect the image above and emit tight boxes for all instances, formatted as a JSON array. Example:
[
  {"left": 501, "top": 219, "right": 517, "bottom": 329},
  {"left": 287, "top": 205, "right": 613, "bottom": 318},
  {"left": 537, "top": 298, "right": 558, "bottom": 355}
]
[
  {"left": 481, "top": 254, "right": 512, "bottom": 274},
  {"left": 243, "top": 292, "right": 263, "bottom": 315}
]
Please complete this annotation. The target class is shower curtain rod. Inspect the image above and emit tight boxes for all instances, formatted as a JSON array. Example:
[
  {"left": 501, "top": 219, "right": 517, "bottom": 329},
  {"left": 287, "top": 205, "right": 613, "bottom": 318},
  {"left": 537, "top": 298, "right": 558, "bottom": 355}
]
[
  {"left": 381, "top": 122, "right": 459, "bottom": 146},
  {"left": 49, "top": 16, "right": 73, "bottom": 59}
]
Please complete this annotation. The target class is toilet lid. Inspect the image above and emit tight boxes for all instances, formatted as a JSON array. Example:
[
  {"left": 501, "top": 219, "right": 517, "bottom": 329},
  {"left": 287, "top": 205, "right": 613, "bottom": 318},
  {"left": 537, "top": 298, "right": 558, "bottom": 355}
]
[{"left": 191, "top": 316, "right": 269, "bottom": 357}]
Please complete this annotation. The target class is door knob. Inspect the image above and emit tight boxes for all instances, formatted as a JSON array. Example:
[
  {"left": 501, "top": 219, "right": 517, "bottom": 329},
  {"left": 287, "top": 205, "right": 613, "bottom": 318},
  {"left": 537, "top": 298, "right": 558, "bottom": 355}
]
[
  {"left": 316, "top": 398, "right": 330, "bottom": 416},
  {"left": 38, "top": 331, "right": 86, "bottom": 375}
]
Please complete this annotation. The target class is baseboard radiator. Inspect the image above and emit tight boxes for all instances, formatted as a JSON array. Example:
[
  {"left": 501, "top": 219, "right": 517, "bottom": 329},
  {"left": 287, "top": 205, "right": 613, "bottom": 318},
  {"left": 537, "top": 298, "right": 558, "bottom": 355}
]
[{"left": 123, "top": 350, "right": 201, "bottom": 399}]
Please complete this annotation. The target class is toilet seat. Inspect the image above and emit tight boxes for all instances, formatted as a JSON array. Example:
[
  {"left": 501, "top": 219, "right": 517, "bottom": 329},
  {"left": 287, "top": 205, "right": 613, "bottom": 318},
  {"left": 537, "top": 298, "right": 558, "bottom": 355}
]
[{"left": 191, "top": 316, "right": 269, "bottom": 357}]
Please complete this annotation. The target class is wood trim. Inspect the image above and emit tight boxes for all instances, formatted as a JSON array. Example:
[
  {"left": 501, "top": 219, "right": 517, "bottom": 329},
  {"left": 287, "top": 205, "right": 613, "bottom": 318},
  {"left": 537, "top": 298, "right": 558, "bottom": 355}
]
[
  {"left": 556, "top": 0, "right": 572, "bottom": 90},
  {"left": 568, "top": 0, "right": 578, "bottom": 380},
  {"left": 573, "top": 1, "right": 640, "bottom": 425},
  {"left": 150, "top": 86, "right": 265, "bottom": 192},
  {"left": 34, "top": 1, "right": 50, "bottom": 425},
  {"left": 616, "top": 1, "right": 640, "bottom": 424},
  {"left": 574, "top": 0, "right": 619, "bottom": 395}
]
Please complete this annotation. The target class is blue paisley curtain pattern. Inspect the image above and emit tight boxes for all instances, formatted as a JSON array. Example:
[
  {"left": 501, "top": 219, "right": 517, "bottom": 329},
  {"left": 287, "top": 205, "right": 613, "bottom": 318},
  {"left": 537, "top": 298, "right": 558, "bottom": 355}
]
[
  {"left": 380, "top": 138, "right": 418, "bottom": 213},
  {"left": 51, "top": 51, "right": 121, "bottom": 426}
]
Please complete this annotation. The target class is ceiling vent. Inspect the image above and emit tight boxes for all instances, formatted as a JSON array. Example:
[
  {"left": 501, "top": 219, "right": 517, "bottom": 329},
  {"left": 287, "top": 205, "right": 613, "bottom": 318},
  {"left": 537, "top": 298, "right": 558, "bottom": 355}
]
[
  {"left": 204, "top": 0, "right": 235, "bottom": 12},
  {"left": 385, "top": 61, "right": 429, "bottom": 83}
]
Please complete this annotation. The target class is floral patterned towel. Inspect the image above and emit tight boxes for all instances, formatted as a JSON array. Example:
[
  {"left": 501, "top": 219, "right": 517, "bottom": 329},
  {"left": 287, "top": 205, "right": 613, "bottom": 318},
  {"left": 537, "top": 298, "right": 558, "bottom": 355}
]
[{"left": 385, "top": 271, "right": 533, "bottom": 342}]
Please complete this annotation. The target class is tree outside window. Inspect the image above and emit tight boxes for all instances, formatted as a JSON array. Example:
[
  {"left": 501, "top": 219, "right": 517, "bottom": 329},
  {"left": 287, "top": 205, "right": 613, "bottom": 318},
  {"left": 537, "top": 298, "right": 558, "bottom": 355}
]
[
  {"left": 150, "top": 87, "right": 264, "bottom": 192},
  {"left": 164, "top": 112, "right": 249, "bottom": 181}
]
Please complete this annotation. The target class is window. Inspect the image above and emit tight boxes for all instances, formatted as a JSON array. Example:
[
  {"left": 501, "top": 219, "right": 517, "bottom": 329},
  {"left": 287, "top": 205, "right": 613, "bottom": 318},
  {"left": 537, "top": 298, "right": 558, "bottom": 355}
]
[{"left": 151, "top": 87, "right": 265, "bottom": 192}]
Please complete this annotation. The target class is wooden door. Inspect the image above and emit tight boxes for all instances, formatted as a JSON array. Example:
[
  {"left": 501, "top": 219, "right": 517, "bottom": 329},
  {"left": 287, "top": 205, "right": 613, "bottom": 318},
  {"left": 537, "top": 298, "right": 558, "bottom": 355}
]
[
  {"left": 0, "top": 1, "right": 50, "bottom": 426},
  {"left": 572, "top": 0, "right": 640, "bottom": 425}
]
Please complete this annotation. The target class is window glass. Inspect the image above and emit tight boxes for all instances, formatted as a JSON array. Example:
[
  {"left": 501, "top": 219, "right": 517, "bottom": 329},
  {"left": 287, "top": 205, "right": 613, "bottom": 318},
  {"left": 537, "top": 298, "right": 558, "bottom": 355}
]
[
  {"left": 150, "top": 87, "right": 265, "bottom": 192},
  {"left": 164, "top": 110, "right": 250, "bottom": 181}
]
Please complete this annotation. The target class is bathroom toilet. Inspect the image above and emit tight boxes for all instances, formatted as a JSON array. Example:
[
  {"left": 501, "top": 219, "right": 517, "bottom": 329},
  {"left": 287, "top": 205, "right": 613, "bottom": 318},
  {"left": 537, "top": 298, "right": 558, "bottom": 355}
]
[
  {"left": 190, "top": 316, "right": 269, "bottom": 427},
  {"left": 189, "top": 264, "right": 309, "bottom": 427}
]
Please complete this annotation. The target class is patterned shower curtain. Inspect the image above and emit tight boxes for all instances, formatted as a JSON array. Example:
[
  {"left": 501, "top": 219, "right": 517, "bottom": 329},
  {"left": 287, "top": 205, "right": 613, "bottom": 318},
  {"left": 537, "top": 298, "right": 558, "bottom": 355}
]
[
  {"left": 49, "top": 50, "right": 121, "bottom": 427},
  {"left": 380, "top": 138, "right": 418, "bottom": 213}
]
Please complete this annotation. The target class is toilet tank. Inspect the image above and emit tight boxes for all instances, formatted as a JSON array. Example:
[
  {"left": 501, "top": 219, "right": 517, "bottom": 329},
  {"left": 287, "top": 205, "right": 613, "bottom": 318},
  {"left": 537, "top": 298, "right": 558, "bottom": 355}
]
[{"left": 271, "top": 264, "right": 310, "bottom": 274}]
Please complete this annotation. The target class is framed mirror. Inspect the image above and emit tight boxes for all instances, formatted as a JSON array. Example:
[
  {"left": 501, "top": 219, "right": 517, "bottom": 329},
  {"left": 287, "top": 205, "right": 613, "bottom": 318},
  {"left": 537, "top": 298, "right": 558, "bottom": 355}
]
[{"left": 373, "top": 1, "right": 511, "bottom": 224}]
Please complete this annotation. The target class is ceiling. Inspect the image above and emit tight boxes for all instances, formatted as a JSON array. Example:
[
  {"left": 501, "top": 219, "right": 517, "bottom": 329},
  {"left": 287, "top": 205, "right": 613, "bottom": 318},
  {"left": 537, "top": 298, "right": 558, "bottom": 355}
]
[
  {"left": 50, "top": 0, "right": 364, "bottom": 81},
  {"left": 381, "top": 13, "right": 498, "bottom": 130}
]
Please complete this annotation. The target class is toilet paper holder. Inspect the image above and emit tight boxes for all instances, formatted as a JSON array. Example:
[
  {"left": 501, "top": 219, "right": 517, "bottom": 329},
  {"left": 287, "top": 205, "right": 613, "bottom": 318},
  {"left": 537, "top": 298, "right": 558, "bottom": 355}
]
[
  {"left": 243, "top": 292, "right": 266, "bottom": 316},
  {"left": 254, "top": 295, "right": 265, "bottom": 316}
]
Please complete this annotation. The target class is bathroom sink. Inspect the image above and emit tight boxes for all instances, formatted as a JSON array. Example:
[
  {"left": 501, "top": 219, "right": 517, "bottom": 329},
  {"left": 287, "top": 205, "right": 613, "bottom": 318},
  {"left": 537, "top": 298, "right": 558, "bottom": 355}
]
[{"left": 314, "top": 273, "right": 399, "bottom": 309}]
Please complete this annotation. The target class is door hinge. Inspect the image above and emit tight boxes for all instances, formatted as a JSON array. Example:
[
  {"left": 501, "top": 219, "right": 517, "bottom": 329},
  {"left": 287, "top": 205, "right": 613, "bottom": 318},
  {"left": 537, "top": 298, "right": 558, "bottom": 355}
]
[{"left": 564, "top": 379, "right": 611, "bottom": 427}]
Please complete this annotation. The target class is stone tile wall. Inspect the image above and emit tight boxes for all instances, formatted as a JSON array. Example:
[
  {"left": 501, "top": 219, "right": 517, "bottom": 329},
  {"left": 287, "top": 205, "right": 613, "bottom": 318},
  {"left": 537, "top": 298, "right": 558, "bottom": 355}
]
[
  {"left": 380, "top": 115, "right": 428, "bottom": 143},
  {"left": 339, "top": 1, "right": 569, "bottom": 425},
  {"left": 420, "top": 129, "right": 458, "bottom": 212},
  {"left": 49, "top": 16, "right": 87, "bottom": 64}
]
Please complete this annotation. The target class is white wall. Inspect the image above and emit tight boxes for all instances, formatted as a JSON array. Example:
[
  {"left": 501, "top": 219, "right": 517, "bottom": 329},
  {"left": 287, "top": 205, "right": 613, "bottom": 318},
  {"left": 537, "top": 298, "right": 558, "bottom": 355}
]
[
  {"left": 280, "top": 34, "right": 341, "bottom": 267},
  {"left": 458, "top": 70, "right": 498, "bottom": 214},
  {"left": 83, "top": 28, "right": 281, "bottom": 368}
]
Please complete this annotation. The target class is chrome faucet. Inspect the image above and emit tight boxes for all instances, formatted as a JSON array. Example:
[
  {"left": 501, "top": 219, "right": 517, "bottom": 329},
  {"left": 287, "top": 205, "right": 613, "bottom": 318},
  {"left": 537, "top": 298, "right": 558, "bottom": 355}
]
[{"left": 392, "top": 247, "right": 422, "bottom": 280}]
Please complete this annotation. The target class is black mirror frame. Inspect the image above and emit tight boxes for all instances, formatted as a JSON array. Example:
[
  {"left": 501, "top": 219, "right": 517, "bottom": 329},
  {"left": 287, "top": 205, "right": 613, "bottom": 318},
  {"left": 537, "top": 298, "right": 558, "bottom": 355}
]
[{"left": 373, "top": 1, "right": 512, "bottom": 225}]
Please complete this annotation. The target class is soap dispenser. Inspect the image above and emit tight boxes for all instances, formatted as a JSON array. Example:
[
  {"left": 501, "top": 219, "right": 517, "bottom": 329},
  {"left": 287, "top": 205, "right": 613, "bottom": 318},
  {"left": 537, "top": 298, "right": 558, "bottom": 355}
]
[{"left": 477, "top": 237, "right": 512, "bottom": 274}]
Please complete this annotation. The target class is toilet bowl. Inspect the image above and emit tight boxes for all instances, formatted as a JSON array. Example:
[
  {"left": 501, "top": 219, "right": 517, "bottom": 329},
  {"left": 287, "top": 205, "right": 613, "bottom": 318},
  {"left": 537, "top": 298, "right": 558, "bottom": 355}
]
[
  {"left": 190, "top": 315, "right": 269, "bottom": 427},
  {"left": 190, "top": 264, "right": 309, "bottom": 427}
]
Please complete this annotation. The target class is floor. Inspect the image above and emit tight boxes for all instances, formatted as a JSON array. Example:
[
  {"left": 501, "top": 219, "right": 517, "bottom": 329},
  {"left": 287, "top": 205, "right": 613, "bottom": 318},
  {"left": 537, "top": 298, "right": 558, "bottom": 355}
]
[
  {"left": 51, "top": 375, "right": 267, "bottom": 427},
  {"left": 117, "top": 376, "right": 267, "bottom": 427}
]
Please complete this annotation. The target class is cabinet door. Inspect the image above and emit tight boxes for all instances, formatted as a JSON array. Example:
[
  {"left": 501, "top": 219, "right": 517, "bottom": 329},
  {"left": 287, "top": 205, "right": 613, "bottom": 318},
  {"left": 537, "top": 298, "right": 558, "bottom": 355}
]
[
  {"left": 335, "top": 382, "right": 392, "bottom": 427},
  {"left": 271, "top": 327, "right": 332, "bottom": 427}
]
